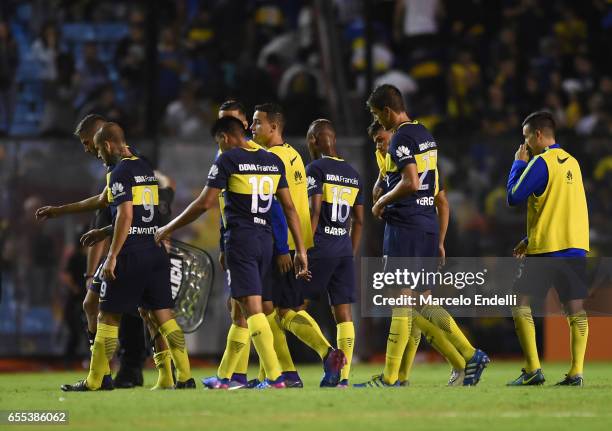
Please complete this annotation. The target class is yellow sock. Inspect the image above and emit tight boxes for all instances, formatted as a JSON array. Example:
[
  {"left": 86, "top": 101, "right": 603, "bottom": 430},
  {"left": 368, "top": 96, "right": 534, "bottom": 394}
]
[
  {"left": 159, "top": 319, "right": 191, "bottom": 382},
  {"left": 337, "top": 321, "right": 355, "bottom": 381},
  {"left": 398, "top": 322, "right": 421, "bottom": 383},
  {"left": 267, "top": 310, "right": 297, "bottom": 372},
  {"left": 257, "top": 361, "right": 266, "bottom": 381},
  {"left": 382, "top": 308, "right": 411, "bottom": 384},
  {"left": 281, "top": 309, "right": 331, "bottom": 359},
  {"left": 511, "top": 306, "right": 541, "bottom": 372},
  {"left": 86, "top": 323, "right": 118, "bottom": 390},
  {"left": 248, "top": 313, "right": 282, "bottom": 381},
  {"left": 235, "top": 333, "right": 251, "bottom": 375},
  {"left": 421, "top": 305, "right": 476, "bottom": 361},
  {"left": 217, "top": 324, "right": 250, "bottom": 379},
  {"left": 414, "top": 311, "right": 465, "bottom": 370},
  {"left": 89, "top": 332, "right": 111, "bottom": 376},
  {"left": 151, "top": 350, "right": 174, "bottom": 390},
  {"left": 568, "top": 312, "right": 588, "bottom": 376}
]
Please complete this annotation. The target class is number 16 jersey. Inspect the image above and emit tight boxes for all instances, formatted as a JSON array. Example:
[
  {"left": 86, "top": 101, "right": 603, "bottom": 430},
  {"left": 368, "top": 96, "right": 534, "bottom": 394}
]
[{"left": 306, "top": 156, "right": 363, "bottom": 258}]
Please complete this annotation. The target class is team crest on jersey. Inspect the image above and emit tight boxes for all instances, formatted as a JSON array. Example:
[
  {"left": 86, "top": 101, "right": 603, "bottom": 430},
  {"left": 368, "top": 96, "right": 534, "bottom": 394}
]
[
  {"left": 396, "top": 145, "right": 412, "bottom": 160},
  {"left": 307, "top": 175, "right": 316, "bottom": 190},
  {"left": 208, "top": 164, "right": 219, "bottom": 179},
  {"left": 111, "top": 182, "right": 125, "bottom": 197},
  {"left": 294, "top": 170, "right": 303, "bottom": 182}
]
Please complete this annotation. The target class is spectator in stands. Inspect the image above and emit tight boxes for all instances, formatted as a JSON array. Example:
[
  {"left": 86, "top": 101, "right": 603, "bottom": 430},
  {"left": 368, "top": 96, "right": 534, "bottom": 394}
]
[
  {"left": 39, "top": 52, "right": 77, "bottom": 136},
  {"left": 115, "top": 8, "right": 146, "bottom": 96},
  {"left": 78, "top": 84, "right": 126, "bottom": 126},
  {"left": 163, "top": 82, "right": 210, "bottom": 139},
  {"left": 31, "top": 21, "right": 60, "bottom": 81},
  {"left": 74, "top": 41, "right": 109, "bottom": 109},
  {"left": 0, "top": 21, "right": 18, "bottom": 135},
  {"left": 158, "top": 26, "right": 186, "bottom": 113}
]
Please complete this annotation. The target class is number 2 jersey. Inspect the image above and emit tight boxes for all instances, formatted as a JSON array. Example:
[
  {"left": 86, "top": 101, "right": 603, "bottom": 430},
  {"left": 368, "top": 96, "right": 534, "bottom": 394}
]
[
  {"left": 384, "top": 121, "right": 440, "bottom": 233},
  {"left": 107, "top": 156, "right": 160, "bottom": 251},
  {"left": 207, "top": 147, "right": 288, "bottom": 232},
  {"left": 306, "top": 156, "right": 363, "bottom": 258}
]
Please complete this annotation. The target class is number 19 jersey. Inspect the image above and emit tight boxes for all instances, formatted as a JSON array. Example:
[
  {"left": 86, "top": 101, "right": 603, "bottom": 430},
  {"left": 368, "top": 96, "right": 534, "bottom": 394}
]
[
  {"left": 306, "top": 156, "right": 363, "bottom": 258},
  {"left": 207, "top": 147, "right": 288, "bottom": 232}
]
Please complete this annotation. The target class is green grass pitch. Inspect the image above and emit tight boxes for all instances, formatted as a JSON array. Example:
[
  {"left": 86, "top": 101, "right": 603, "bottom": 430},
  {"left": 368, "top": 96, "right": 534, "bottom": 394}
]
[{"left": 1, "top": 362, "right": 611, "bottom": 431}]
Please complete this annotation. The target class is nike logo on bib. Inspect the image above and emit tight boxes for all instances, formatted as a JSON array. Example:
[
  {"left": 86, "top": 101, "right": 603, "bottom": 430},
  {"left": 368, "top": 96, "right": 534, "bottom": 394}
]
[
  {"left": 557, "top": 156, "right": 569, "bottom": 164},
  {"left": 290, "top": 156, "right": 298, "bottom": 165}
]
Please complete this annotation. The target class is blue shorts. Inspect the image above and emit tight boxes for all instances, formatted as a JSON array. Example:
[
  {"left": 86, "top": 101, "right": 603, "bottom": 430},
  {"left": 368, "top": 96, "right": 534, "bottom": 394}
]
[
  {"left": 90, "top": 263, "right": 104, "bottom": 294},
  {"left": 99, "top": 243, "right": 174, "bottom": 313},
  {"left": 225, "top": 228, "right": 273, "bottom": 299},
  {"left": 302, "top": 256, "right": 356, "bottom": 305},
  {"left": 263, "top": 250, "right": 305, "bottom": 308},
  {"left": 513, "top": 256, "right": 588, "bottom": 302},
  {"left": 383, "top": 224, "right": 439, "bottom": 257}
]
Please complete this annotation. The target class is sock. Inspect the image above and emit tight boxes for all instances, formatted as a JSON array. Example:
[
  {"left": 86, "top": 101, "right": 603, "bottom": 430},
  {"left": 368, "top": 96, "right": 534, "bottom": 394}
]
[
  {"left": 420, "top": 305, "right": 476, "bottom": 361},
  {"left": 159, "top": 319, "right": 191, "bottom": 382},
  {"left": 413, "top": 311, "right": 465, "bottom": 370},
  {"left": 247, "top": 313, "right": 282, "bottom": 381},
  {"left": 281, "top": 309, "right": 331, "bottom": 359},
  {"left": 382, "top": 308, "right": 412, "bottom": 384},
  {"left": 152, "top": 350, "right": 174, "bottom": 389},
  {"left": 337, "top": 321, "right": 355, "bottom": 381},
  {"left": 217, "top": 324, "right": 250, "bottom": 379},
  {"left": 398, "top": 322, "right": 421, "bottom": 383},
  {"left": 257, "top": 361, "right": 266, "bottom": 381},
  {"left": 234, "top": 330, "right": 251, "bottom": 377},
  {"left": 511, "top": 306, "right": 541, "bottom": 372},
  {"left": 266, "top": 310, "right": 297, "bottom": 372},
  {"left": 568, "top": 312, "right": 588, "bottom": 377},
  {"left": 86, "top": 323, "right": 118, "bottom": 389}
]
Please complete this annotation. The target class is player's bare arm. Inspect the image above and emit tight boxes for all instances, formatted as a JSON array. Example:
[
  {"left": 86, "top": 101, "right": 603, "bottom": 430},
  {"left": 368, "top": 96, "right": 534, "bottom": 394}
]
[
  {"left": 35, "top": 187, "right": 109, "bottom": 220},
  {"left": 102, "top": 201, "right": 132, "bottom": 281},
  {"left": 372, "top": 173, "right": 384, "bottom": 203},
  {"left": 308, "top": 193, "right": 322, "bottom": 236},
  {"left": 155, "top": 186, "right": 219, "bottom": 244},
  {"left": 372, "top": 163, "right": 418, "bottom": 219},
  {"left": 350, "top": 204, "right": 364, "bottom": 256},
  {"left": 434, "top": 189, "right": 449, "bottom": 264},
  {"left": 276, "top": 187, "right": 310, "bottom": 280},
  {"left": 80, "top": 225, "right": 114, "bottom": 247}
]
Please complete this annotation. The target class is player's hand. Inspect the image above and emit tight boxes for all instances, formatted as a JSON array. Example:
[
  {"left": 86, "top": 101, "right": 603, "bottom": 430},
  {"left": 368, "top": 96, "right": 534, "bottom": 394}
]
[
  {"left": 219, "top": 251, "right": 226, "bottom": 271},
  {"left": 102, "top": 255, "right": 117, "bottom": 281},
  {"left": 294, "top": 251, "right": 311, "bottom": 281},
  {"left": 513, "top": 239, "right": 528, "bottom": 258},
  {"left": 35, "top": 206, "right": 58, "bottom": 221},
  {"left": 276, "top": 253, "right": 292, "bottom": 274},
  {"left": 372, "top": 201, "right": 385, "bottom": 219},
  {"left": 515, "top": 144, "right": 530, "bottom": 162},
  {"left": 80, "top": 229, "right": 107, "bottom": 247},
  {"left": 438, "top": 243, "right": 446, "bottom": 269},
  {"left": 154, "top": 226, "right": 171, "bottom": 245}
]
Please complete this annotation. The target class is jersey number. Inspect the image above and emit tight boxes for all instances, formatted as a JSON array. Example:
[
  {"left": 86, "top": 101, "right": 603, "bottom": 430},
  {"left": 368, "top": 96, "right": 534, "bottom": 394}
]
[
  {"left": 418, "top": 150, "right": 437, "bottom": 191},
  {"left": 330, "top": 186, "right": 351, "bottom": 223},
  {"left": 248, "top": 176, "right": 274, "bottom": 214},
  {"left": 142, "top": 187, "right": 155, "bottom": 222}
]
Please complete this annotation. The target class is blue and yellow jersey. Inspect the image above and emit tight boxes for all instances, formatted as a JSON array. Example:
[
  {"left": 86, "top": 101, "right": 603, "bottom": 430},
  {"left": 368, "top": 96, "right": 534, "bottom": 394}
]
[
  {"left": 383, "top": 121, "right": 439, "bottom": 233},
  {"left": 507, "top": 144, "right": 589, "bottom": 255},
  {"left": 207, "top": 147, "right": 288, "bottom": 231},
  {"left": 107, "top": 156, "right": 159, "bottom": 251},
  {"left": 306, "top": 156, "right": 363, "bottom": 258},
  {"left": 268, "top": 143, "right": 314, "bottom": 250}
]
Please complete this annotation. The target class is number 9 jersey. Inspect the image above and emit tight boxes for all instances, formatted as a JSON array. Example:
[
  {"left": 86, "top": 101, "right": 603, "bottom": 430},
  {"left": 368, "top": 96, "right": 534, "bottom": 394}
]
[
  {"left": 207, "top": 147, "right": 288, "bottom": 231},
  {"left": 306, "top": 156, "right": 363, "bottom": 258},
  {"left": 384, "top": 121, "right": 440, "bottom": 233},
  {"left": 107, "top": 156, "right": 160, "bottom": 251}
]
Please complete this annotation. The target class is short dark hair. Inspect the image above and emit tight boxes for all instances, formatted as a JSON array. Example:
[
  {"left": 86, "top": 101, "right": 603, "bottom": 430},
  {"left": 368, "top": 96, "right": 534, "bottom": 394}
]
[
  {"left": 367, "top": 120, "right": 384, "bottom": 138},
  {"left": 211, "top": 116, "right": 247, "bottom": 138},
  {"left": 254, "top": 102, "right": 284, "bottom": 130},
  {"left": 94, "top": 122, "right": 125, "bottom": 146},
  {"left": 522, "top": 111, "right": 556, "bottom": 135},
  {"left": 367, "top": 84, "right": 405, "bottom": 113},
  {"left": 309, "top": 118, "right": 335, "bottom": 136},
  {"left": 219, "top": 99, "right": 246, "bottom": 116},
  {"left": 74, "top": 114, "right": 107, "bottom": 137}
]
